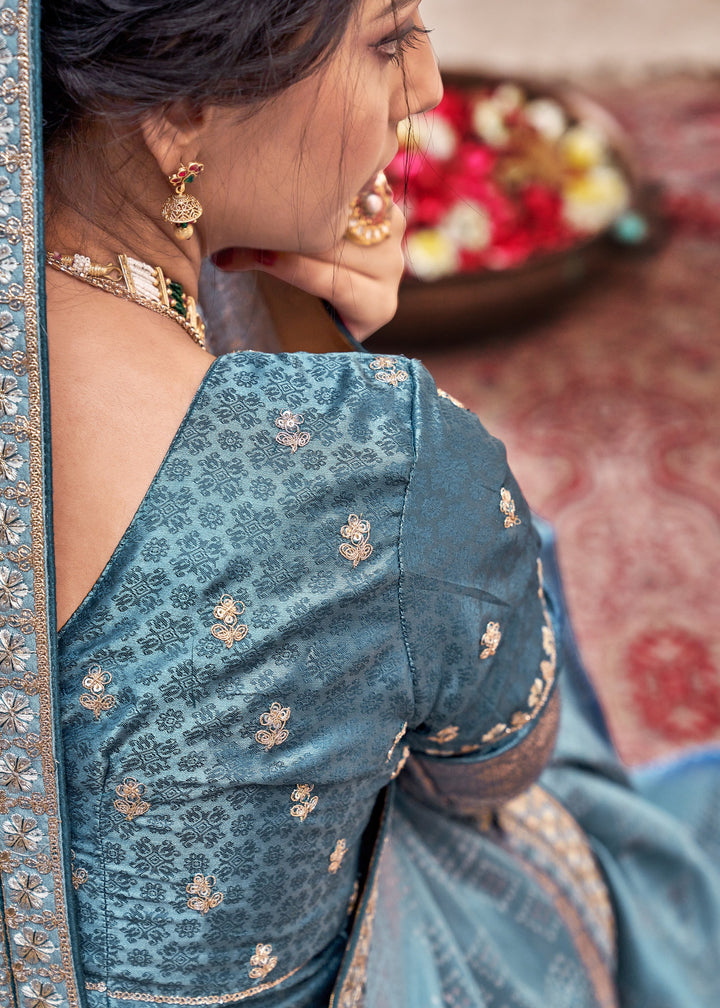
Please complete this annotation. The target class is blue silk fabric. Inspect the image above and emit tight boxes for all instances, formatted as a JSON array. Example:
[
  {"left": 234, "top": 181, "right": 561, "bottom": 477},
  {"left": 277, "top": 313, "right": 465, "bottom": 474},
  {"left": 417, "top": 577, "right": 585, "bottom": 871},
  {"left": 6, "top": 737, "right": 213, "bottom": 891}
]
[{"left": 57, "top": 352, "right": 720, "bottom": 1007}]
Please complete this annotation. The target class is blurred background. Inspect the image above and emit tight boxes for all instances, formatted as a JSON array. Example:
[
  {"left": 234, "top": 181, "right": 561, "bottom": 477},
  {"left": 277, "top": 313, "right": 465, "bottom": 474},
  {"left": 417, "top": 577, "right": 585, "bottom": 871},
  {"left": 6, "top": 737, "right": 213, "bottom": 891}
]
[
  {"left": 423, "top": 0, "right": 720, "bottom": 77},
  {"left": 391, "top": 0, "right": 720, "bottom": 764}
]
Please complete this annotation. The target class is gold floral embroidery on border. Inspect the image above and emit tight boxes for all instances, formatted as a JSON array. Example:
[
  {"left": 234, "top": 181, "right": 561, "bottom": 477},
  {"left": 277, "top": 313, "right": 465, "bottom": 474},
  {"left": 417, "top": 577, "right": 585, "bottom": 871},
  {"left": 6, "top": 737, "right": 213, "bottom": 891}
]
[
  {"left": 249, "top": 944, "right": 277, "bottom": 982},
  {"left": 7, "top": 870, "right": 48, "bottom": 910},
  {"left": 480, "top": 621, "right": 502, "bottom": 659},
  {"left": 79, "top": 664, "right": 116, "bottom": 719},
  {"left": 369, "top": 356, "right": 408, "bottom": 387},
  {"left": 328, "top": 838, "right": 348, "bottom": 875},
  {"left": 481, "top": 560, "right": 557, "bottom": 745},
  {"left": 13, "top": 926, "right": 57, "bottom": 964},
  {"left": 500, "top": 487, "right": 521, "bottom": 528},
  {"left": 113, "top": 777, "right": 150, "bottom": 822},
  {"left": 255, "top": 702, "right": 290, "bottom": 751},
  {"left": 290, "top": 784, "right": 317, "bottom": 822},
  {"left": 427, "top": 725, "right": 460, "bottom": 745},
  {"left": 386, "top": 721, "right": 407, "bottom": 761},
  {"left": 186, "top": 873, "right": 224, "bottom": 915},
  {"left": 274, "top": 410, "right": 310, "bottom": 453},
  {"left": 0, "top": 5, "right": 81, "bottom": 1005},
  {"left": 339, "top": 514, "right": 373, "bottom": 568},
  {"left": 211, "top": 595, "right": 249, "bottom": 649}
]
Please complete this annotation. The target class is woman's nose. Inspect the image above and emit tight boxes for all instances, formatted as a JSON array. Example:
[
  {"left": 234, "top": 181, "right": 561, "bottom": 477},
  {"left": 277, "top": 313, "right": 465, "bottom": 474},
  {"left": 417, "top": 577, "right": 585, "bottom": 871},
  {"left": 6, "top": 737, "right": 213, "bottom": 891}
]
[{"left": 401, "top": 26, "right": 443, "bottom": 118}]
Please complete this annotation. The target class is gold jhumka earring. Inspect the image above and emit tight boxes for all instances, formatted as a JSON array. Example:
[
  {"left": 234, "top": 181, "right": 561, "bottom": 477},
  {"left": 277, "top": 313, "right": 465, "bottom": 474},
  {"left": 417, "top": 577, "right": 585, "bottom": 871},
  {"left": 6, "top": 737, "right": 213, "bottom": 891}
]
[{"left": 161, "top": 161, "right": 204, "bottom": 240}]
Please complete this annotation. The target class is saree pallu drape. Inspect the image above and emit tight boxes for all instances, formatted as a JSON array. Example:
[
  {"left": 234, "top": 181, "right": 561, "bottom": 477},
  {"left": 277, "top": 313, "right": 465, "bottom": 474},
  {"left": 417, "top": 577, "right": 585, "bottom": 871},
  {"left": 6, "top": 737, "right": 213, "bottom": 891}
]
[{"left": 0, "top": 1, "right": 85, "bottom": 1003}]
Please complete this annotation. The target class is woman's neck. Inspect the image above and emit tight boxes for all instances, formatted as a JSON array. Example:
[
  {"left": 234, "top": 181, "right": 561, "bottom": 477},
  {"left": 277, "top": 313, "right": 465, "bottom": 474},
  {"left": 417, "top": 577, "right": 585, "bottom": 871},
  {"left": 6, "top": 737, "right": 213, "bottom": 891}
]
[{"left": 45, "top": 204, "right": 204, "bottom": 302}]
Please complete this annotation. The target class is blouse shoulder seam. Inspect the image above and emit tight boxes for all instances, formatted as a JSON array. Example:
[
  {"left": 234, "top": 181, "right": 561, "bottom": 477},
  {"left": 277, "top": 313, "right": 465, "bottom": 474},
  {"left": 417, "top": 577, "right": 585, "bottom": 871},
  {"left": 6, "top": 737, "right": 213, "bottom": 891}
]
[{"left": 395, "top": 359, "right": 423, "bottom": 723}]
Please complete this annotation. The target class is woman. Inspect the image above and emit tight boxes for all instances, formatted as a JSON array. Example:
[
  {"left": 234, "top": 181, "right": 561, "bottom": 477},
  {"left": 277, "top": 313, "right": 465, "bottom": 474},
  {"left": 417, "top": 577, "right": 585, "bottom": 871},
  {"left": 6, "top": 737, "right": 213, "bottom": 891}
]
[{"left": 1, "top": 1, "right": 719, "bottom": 1006}]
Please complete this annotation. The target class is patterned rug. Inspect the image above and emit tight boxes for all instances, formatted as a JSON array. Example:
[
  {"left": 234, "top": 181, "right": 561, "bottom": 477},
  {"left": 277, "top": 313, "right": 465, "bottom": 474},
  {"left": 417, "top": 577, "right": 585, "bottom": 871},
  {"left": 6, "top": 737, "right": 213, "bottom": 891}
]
[{"left": 412, "top": 74, "right": 720, "bottom": 765}]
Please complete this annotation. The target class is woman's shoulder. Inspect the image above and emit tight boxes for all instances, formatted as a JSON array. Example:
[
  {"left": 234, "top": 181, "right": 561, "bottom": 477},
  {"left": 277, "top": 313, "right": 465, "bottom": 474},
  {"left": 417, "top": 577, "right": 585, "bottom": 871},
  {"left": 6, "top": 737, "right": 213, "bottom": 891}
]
[
  {"left": 206, "top": 349, "right": 498, "bottom": 452},
  {"left": 199, "top": 348, "right": 423, "bottom": 427}
]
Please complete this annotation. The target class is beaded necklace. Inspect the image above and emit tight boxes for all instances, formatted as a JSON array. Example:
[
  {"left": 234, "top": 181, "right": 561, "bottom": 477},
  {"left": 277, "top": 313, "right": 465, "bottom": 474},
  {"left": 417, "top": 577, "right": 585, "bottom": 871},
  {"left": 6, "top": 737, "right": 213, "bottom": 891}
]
[{"left": 46, "top": 252, "right": 206, "bottom": 350}]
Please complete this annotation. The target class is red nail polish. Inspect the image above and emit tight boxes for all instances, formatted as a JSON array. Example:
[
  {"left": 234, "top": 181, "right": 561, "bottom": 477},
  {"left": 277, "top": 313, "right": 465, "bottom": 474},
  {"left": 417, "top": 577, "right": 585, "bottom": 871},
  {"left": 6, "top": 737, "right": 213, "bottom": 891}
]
[
  {"left": 253, "top": 249, "right": 277, "bottom": 267},
  {"left": 211, "top": 249, "right": 233, "bottom": 269}
]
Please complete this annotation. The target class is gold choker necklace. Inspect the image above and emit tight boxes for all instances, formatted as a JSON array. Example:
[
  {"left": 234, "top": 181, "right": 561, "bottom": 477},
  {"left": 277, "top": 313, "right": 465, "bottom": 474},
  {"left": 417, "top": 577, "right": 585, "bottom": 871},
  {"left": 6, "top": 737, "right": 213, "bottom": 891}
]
[{"left": 46, "top": 252, "right": 207, "bottom": 350}]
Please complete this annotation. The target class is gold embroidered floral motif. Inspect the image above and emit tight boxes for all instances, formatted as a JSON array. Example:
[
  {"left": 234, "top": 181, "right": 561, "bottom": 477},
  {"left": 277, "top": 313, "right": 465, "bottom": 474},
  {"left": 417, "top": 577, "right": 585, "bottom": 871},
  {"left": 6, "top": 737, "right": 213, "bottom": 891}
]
[
  {"left": 13, "top": 927, "right": 56, "bottom": 964},
  {"left": 0, "top": 752, "right": 37, "bottom": 791},
  {"left": 500, "top": 487, "right": 521, "bottom": 528},
  {"left": 370, "top": 356, "right": 408, "bottom": 388},
  {"left": 275, "top": 410, "right": 310, "bottom": 453},
  {"left": 8, "top": 871, "right": 48, "bottom": 910},
  {"left": 0, "top": 689, "right": 34, "bottom": 733},
  {"left": 186, "top": 874, "right": 224, "bottom": 914},
  {"left": 480, "top": 621, "right": 502, "bottom": 659},
  {"left": 113, "top": 777, "right": 150, "bottom": 822},
  {"left": 211, "top": 595, "right": 248, "bottom": 649},
  {"left": 249, "top": 944, "right": 277, "bottom": 982},
  {"left": 79, "top": 664, "right": 115, "bottom": 719},
  {"left": 386, "top": 721, "right": 407, "bottom": 761},
  {"left": 481, "top": 562, "right": 557, "bottom": 745},
  {"left": 3, "top": 814, "right": 41, "bottom": 852},
  {"left": 290, "top": 784, "right": 318, "bottom": 822},
  {"left": 328, "top": 838, "right": 348, "bottom": 875},
  {"left": 20, "top": 979, "right": 61, "bottom": 1008},
  {"left": 428, "top": 725, "right": 459, "bottom": 745},
  {"left": 255, "top": 702, "right": 290, "bottom": 751},
  {"left": 70, "top": 851, "right": 87, "bottom": 891},
  {"left": 339, "top": 514, "right": 373, "bottom": 568}
]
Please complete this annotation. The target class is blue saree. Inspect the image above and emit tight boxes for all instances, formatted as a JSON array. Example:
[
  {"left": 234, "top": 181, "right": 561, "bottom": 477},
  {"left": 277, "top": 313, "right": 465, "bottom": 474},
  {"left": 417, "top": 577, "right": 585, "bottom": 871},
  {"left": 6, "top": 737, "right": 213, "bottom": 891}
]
[{"left": 1, "top": 2, "right": 720, "bottom": 1006}]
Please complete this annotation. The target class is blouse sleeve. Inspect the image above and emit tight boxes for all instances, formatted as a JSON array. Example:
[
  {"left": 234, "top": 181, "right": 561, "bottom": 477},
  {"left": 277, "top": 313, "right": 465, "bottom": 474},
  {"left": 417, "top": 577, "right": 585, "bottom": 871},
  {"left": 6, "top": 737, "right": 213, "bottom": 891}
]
[{"left": 399, "top": 361, "right": 558, "bottom": 766}]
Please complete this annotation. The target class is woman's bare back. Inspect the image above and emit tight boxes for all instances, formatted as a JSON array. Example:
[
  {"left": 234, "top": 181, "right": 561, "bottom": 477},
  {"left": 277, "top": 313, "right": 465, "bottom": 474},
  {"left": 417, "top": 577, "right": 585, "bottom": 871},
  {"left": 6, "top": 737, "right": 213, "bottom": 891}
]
[{"left": 46, "top": 270, "right": 213, "bottom": 628}]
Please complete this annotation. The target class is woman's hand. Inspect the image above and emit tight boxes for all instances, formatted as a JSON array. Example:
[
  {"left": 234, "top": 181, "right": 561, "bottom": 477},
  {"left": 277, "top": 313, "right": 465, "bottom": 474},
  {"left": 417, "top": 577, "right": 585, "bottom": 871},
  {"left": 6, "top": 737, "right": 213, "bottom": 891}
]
[{"left": 211, "top": 203, "right": 406, "bottom": 342}]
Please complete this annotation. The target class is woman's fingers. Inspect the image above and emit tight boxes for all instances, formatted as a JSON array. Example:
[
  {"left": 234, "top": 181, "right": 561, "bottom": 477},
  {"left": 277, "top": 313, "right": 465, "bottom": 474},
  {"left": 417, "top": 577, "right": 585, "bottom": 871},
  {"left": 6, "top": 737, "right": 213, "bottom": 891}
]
[{"left": 210, "top": 204, "right": 407, "bottom": 339}]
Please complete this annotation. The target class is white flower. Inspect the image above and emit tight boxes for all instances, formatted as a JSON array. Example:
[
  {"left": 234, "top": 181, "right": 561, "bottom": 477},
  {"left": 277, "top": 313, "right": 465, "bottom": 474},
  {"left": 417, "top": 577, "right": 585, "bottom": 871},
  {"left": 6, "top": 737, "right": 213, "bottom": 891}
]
[
  {"left": 399, "top": 113, "right": 458, "bottom": 162},
  {"left": 0, "top": 244, "right": 19, "bottom": 285},
  {"left": 524, "top": 98, "right": 567, "bottom": 141},
  {"left": 0, "top": 439, "right": 23, "bottom": 480},
  {"left": 0, "top": 375, "right": 23, "bottom": 416},
  {"left": 0, "top": 502, "right": 27, "bottom": 545},
  {"left": 0, "top": 566, "right": 29, "bottom": 610},
  {"left": 563, "top": 166, "right": 630, "bottom": 233},
  {"left": 492, "top": 82, "right": 525, "bottom": 114},
  {"left": 405, "top": 229, "right": 460, "bottom": 281},
  {"left": 0, "top": 628, "right": 31, "bottom": 672},
  {"left": 440, "top": 201, "right": 492, "bottom": 253},
  {"left": 0, "top": 690, "right": 34, "bottom": 733},
  {"left": 0, "top": 311, "right": 19, "bottom": 350},
  {"left": 472, "top": 100, "right": 509, "bottom": 148}
]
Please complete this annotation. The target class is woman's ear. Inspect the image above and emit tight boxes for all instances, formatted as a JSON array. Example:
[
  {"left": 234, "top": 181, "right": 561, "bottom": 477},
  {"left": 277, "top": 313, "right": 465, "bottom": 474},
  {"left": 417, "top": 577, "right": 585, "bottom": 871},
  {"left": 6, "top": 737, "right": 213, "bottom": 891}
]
[{"left": 139, "top": 102, "right": 207, "bottom": 177}]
